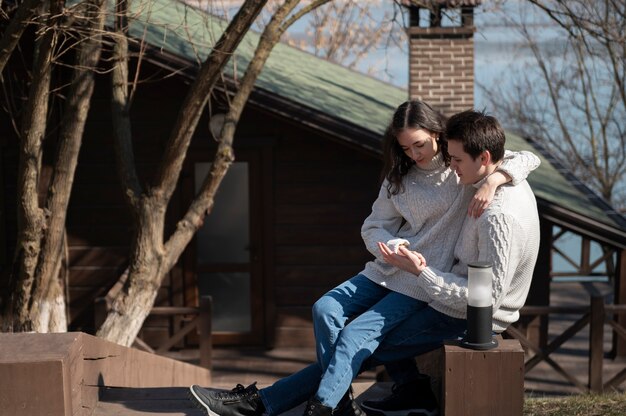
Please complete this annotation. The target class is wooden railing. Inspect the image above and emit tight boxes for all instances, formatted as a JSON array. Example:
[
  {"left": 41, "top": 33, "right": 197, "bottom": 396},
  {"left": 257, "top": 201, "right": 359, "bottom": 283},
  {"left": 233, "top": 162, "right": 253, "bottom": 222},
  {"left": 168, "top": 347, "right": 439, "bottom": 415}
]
[
  {"left": 94, "top": 274, "right": 212, "bottom": 370},
  {"left": 505, "top": 297, "right": 626, "bottom": 393}
]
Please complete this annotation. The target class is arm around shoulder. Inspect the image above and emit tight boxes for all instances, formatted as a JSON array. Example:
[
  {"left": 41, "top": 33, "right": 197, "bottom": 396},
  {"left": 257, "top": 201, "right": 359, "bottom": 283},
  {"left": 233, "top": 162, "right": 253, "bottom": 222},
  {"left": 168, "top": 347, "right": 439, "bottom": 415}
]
[{"left": 498, "top": 150, "right": 541, "bottom": 185}]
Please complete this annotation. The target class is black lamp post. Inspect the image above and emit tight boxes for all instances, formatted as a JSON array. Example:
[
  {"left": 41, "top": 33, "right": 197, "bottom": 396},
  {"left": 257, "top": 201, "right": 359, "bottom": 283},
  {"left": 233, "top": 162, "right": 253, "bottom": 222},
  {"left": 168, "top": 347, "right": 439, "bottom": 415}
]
[{"left": 461, "top": 262, "right": 498, "bottom": 350}]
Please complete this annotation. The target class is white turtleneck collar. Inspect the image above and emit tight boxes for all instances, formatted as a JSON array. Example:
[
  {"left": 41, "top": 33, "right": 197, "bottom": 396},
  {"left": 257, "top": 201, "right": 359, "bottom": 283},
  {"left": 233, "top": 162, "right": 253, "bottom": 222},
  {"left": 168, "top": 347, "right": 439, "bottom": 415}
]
[{"left": 416, "top": 152, "right": 446, "bottom": 172}]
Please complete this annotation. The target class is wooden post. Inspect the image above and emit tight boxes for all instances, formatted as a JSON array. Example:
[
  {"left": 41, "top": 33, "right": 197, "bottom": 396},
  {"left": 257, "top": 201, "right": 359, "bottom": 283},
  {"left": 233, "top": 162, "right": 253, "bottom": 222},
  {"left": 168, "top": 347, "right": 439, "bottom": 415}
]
[
  {"left": 199, "top": 295, "right": 213, "bottom": 370},
  {"left": 616, "top": 249, "right": 626, "bottom": 356},
  {"left": 442, "top": 339, "right": 524, "bottom": 416},
  {"left": 524, "top": 218, "right": 552, "bottom": 348},
  {"left": 588, "top": 295, "right": 605, "bottom": 392}
]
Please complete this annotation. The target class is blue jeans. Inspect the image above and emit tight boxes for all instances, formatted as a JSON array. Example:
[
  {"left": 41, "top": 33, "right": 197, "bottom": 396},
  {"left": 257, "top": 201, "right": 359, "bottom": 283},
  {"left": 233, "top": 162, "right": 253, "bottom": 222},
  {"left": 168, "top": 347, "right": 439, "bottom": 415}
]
[
  {"left": 259, "top": 274, "right": 429, "bottom": 415},
  {"left": 364, "top": 306, "right": 467, "bottom": 384}
]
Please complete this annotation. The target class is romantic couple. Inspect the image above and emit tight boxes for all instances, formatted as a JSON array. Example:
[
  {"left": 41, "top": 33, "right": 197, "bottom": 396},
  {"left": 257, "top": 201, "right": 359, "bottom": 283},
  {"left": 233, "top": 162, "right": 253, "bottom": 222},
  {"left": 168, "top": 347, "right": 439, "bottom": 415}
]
[{"left": 189, "top": 100, "right": 541, "bottom": 416}]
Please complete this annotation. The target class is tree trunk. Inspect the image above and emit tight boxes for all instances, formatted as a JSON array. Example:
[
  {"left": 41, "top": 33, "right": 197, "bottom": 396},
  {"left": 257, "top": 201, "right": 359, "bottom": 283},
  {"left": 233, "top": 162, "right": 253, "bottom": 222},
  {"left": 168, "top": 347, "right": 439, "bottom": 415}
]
[
  {"left": 38, "top": 276, "right": 67, "bottom": 333},
  {"left": 3, "top": 0, "right": 106, "bottom": 332},
  {"left": 98, "top": 0, "right": 269, "bottom": 346},
  {"left": 29, "top": 0, "right": 106, "bottom": 329},
  {"left": 2, "top": 3, "right": 57, "bottom": 331},
  {"left": 97, "top": 197, "right": 168, "bottom": 346}
]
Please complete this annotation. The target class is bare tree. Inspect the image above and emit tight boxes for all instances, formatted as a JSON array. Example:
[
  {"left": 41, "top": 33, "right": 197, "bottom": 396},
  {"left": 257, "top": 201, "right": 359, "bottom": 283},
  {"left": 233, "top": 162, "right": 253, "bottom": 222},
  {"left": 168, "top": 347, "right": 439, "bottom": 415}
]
[
  {"left": 0, "top": 0, "right": 331, "bottom": 343},
  {"left": 282, "top": 0, "right": 405, "bottom": 76},
  {"left": 0, "top": 0, "right": 43, "bottom": 73},
  {"left": 1, "top": 0, "right": 107, "bottom": 332},
  {"left": 479, "top": 0, "right": 626, "bottom": 211},
  {"left": 99, "top": 0, "right": 332, "bottom": 347},
  {"left": 186, "top": 0, "right": 408, "bottom": 83}
]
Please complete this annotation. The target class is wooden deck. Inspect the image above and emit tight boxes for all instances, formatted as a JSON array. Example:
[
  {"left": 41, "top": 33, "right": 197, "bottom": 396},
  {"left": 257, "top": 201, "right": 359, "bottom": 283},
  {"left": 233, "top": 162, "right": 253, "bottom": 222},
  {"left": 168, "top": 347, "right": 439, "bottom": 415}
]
[
  {"left": 6, "top": 280, "right": 624, "bottom": 416},
  {"left": 0, "top": 332, "right": 211, "bottom": 416},
  {"left": 180, "top": 281, "right": 626, "bottom": 397},
  {"left": 93, "top": 383, "right": 385, "bottom": 416},
  {"left": 91, "top": 281, "right": 626, "bottom": 415},
  {"left": 94, "top": 387, "right": 204, "bottom": 416}
]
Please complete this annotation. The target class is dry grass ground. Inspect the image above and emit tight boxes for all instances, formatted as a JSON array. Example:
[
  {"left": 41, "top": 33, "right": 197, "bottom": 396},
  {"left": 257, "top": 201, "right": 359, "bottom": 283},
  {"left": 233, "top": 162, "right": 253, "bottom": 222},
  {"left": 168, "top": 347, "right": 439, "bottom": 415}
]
[{"left": 524, "top": 392, "right": 626, "bottom": 415}]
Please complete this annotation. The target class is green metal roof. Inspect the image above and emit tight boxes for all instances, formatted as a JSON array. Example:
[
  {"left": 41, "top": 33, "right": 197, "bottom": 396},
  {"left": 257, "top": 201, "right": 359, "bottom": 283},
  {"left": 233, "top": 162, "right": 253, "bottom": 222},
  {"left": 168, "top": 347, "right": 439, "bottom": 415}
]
[
  {"left": 124, "top": 0, "right": 622, "bottom": 230},
  {"left": 127, "top": 0, "right": 405, "bottom": 134}
]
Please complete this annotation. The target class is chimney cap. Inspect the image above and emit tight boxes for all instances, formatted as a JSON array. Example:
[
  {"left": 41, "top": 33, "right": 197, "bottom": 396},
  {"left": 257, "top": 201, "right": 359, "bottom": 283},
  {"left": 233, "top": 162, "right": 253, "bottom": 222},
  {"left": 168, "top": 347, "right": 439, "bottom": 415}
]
[{"left": 404, "top": 0, "right": 482, "bottom": 7}]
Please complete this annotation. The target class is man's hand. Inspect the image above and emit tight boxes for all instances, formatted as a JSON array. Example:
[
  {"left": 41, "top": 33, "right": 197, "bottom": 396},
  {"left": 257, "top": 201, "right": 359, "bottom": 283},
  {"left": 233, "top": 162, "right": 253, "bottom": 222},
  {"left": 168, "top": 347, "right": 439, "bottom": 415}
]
[{"left": 378, "top": 242, "right": 427, "bottom": 275}]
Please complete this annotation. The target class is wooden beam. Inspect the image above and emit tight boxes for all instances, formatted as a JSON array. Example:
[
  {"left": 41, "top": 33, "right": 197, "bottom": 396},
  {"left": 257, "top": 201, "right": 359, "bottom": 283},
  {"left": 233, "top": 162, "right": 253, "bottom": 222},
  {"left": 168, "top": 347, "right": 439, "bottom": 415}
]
[
  {"left": 524, "top": 218, "right": 552, "bottom": 348},
  {"left": 616, "top": 249, "right": 626, "bottom": 356},
  {"left": 588, "top": 296, "right": 605, "bottom": 392}
]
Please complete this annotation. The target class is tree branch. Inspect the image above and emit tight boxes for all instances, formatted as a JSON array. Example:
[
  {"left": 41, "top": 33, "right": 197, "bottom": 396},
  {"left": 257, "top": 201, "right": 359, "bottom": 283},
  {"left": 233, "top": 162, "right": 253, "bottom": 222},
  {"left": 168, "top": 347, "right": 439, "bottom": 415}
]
[
  {"left": 0, "top": 0, "right": 44, "bottom": 74},
  {"left": 165, "top": 0, "right": 324, "bottom": 266},
  {"left": 152, "top": 0, "right": 268, "bottom": 203},
  {"left": 279, "top": 0, "right": 331, "bottom": 36},
  {"left": 110, "top": 0, "right": 142, "bottom": 208}
]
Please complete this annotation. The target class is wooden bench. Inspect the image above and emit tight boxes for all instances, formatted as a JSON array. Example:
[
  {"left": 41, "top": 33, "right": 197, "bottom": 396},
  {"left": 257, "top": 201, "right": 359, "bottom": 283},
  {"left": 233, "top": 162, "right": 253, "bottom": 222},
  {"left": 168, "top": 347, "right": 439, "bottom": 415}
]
[{"left": 379, "top": 337, "right": 525, "bottom": 416}]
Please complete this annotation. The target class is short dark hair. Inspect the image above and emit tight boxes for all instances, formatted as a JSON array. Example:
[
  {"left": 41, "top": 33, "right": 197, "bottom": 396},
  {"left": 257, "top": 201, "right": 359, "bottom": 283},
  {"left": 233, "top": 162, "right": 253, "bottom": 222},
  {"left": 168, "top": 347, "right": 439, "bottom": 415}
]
[{"left": 445, "top": 110, "right": 505, "bottom": 162}]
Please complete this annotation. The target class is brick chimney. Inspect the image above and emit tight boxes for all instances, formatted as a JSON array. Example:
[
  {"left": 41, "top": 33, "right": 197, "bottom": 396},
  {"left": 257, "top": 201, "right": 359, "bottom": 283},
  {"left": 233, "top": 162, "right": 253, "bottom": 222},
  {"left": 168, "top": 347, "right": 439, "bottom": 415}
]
[{"left": 406, "top": 1, "right": 479, "bottom": 117}]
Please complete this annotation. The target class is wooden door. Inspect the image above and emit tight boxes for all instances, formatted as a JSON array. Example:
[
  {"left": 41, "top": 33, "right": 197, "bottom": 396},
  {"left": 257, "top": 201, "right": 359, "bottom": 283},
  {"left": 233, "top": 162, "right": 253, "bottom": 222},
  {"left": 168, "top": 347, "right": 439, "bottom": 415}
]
[{"left": 192, "top": 152, "right": 264, "bottom": 345}]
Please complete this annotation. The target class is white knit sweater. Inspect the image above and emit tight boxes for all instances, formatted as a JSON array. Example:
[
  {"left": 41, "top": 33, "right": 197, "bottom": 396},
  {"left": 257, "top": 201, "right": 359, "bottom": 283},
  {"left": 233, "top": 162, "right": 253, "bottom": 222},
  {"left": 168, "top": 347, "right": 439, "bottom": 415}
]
[
  {"left": 360, "top": 150, "right": 540, "bottom": 306},
  {"left": 419, "top": 178, "right": 540, "bottom": 331}
]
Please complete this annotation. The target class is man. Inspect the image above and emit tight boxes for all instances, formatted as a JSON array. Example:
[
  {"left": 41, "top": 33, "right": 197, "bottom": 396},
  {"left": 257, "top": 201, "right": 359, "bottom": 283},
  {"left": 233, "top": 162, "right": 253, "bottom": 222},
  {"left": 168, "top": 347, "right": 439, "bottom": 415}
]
[{"left": 361, "top": 110, "right": 541, "bottom": 416}]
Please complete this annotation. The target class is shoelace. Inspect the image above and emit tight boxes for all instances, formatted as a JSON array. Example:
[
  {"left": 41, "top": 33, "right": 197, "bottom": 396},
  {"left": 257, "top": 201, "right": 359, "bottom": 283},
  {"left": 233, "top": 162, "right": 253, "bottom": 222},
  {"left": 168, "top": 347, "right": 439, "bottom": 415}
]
[{"left": 217, "top": 383, "right": 256, "bottom": 399}]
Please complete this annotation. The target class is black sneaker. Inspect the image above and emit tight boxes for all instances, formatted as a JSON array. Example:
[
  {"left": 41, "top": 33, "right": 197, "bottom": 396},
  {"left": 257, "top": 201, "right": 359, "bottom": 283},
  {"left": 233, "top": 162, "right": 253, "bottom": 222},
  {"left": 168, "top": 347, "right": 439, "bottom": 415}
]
[
  {"left": 189, "top": 383, "right": 264, "bottom": 416},
  {"left": 302, "top": 398, "right": 333, "bottom": 416},
  {"left": 334, "top": 387, "right": 366, "bottom": 416},
  {"left": 360, "top": 378, "right": 438, "bottom": 416}
]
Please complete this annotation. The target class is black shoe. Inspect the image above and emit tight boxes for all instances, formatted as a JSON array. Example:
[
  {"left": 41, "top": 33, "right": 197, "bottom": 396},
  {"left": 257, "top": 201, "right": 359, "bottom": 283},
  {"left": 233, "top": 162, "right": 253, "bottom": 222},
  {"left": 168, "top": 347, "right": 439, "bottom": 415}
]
[
  {"left": 360, "top": 378, "right": 438, "bottom": 416},
  {"left": 302, "top": 398, "right": 333, "bottom": 416},
  {"left": 334, "top": 387, "right": 366, "bottom": 416},
  {"left": 189, "top": 383, "right": 264, "bottom": 416}
]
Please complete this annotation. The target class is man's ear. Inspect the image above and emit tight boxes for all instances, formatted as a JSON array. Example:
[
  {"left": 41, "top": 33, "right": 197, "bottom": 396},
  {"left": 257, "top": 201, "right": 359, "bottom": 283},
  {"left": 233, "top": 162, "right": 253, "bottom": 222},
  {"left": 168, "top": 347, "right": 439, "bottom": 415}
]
[{"left": 480, "top": 150, "right": 492, "bottom": 166}]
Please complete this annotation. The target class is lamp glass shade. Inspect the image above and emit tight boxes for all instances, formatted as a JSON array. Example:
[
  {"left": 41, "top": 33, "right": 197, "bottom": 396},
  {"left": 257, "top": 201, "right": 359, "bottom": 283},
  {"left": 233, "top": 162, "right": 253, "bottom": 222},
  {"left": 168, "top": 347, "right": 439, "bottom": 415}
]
[{"left": 467, "top": 262, "right": 492, "bottom": 308}]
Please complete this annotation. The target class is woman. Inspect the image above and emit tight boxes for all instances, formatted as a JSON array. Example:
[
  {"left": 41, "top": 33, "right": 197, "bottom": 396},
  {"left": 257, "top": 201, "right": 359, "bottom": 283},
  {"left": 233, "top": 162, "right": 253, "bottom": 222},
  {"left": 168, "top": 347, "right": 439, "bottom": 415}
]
[{"left": 189, "top": 100, "right": 539, "bottom": 416}]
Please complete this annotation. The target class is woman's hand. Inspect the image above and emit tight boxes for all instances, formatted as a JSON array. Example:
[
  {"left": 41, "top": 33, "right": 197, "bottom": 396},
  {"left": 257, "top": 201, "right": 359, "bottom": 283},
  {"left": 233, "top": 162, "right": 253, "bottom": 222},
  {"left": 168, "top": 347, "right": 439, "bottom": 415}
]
[
  {"left": 378, "top": 242, "right": 427, "bottom": 275},
  {"left": 469, "top": 181, "right": 496, "bottom": 218},
  {"left": 469, "top": 170, "right": 511, "bottom": 218}
]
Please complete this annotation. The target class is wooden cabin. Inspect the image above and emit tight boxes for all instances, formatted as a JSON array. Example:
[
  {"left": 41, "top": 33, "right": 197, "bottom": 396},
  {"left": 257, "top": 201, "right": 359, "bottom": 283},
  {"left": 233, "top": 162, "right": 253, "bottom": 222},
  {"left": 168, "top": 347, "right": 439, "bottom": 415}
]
[{"left": 1, "top": 1, "right": 625, "bottom": 354}]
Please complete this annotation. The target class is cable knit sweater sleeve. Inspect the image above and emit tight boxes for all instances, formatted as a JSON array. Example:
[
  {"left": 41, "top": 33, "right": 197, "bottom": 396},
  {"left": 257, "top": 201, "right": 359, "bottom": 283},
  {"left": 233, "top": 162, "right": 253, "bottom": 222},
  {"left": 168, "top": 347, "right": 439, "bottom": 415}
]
[
  {"left": 360, "top": 180, "right": 405, "bottom": 260},
  {"left": 498, "top": 150, "right": 541, "bottom": 185},
  {"left": 417, "top": 212, "right": 519, "bottom": 316}
]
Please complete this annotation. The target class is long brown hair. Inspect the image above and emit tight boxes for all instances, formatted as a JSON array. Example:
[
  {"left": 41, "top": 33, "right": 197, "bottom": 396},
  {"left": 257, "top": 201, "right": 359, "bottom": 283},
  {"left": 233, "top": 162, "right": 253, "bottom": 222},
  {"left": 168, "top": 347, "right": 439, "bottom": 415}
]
[{"left": 381, "top": 100, "right": 449, "bottom": 196}]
